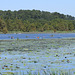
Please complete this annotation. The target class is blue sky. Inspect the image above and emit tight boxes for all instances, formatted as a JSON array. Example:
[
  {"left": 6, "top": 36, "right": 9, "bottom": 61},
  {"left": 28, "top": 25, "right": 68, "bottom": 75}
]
[{"left": 0, "top": 0, "right": 75, "bottom": 17}]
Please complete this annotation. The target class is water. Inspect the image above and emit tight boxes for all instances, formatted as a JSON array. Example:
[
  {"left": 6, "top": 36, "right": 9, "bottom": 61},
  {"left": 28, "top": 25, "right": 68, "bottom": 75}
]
[
  {"left": 0, "top": 33, "right": 75, "bottom": 40},
  {"left": 0, "top": 36, "right": 75, "bottom": 75}
]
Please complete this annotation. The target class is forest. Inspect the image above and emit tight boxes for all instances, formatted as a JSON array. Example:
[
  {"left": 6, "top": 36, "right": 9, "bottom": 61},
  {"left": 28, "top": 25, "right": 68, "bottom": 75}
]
[{"left": 0, "top": 9, "right": 75, "bottom": 33}]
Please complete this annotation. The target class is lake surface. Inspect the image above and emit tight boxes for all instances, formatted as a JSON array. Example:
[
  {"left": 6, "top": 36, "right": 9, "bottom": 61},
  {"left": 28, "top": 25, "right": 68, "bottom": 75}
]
[
  {"left": 0, "top": 39, "right": 75, "bottom": 75},
  {"left": 0, "top": 33, "right": 75, "bottom": 40},
  {"left": 0, "top": 35, "right": 75, "bottom": 74}
]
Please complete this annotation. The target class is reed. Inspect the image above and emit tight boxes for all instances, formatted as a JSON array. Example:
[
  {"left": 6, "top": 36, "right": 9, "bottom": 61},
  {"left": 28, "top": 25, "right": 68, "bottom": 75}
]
[{"left": 3, "top": 69, "right": 74, "bottom": 75}]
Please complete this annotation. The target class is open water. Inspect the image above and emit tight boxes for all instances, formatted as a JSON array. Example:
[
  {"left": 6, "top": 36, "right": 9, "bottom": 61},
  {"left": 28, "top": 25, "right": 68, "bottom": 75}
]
[{"left": 0, "top": 33, "right": 75, "bottom": 40}]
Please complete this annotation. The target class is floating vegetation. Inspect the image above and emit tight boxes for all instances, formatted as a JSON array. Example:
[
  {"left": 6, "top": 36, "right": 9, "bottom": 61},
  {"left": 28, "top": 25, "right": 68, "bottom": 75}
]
[
  {"left": 2, "top": 72, "right": 14, "bottom": 75},
  {"left": 33, "top": 61, "right": 38, "bottom": 63},
  {"left": 1, "top": 69, "right": 74, "bottom": 75},
  {"left": 0, "top": 39, "right": 75, "bottom": 74}
]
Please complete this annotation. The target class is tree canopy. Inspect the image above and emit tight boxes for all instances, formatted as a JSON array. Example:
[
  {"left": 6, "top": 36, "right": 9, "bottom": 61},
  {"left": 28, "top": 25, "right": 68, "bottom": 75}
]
[{"left": 0, "top": 9, "right": 75, "bottom": 33}]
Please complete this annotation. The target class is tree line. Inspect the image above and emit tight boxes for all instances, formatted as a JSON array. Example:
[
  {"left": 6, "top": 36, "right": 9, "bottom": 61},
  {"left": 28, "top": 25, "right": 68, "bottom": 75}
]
[{"left": 0, "top": 9, "right": 75, "bottom": 33}]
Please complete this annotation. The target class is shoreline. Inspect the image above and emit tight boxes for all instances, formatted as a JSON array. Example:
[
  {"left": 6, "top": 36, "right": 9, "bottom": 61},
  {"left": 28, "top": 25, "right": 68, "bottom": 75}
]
[
  {"left": 0, "top": 32, "right": 75, "bottom": 34},
  {"left": 0, "top": 30, "right": 75, "bottom": 34}
]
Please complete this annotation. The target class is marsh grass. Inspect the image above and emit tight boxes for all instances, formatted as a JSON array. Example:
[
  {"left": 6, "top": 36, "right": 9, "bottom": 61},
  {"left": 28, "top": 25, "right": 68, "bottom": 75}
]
[{"left": 1, "top": 69, "right": 74, "bottom": 75}]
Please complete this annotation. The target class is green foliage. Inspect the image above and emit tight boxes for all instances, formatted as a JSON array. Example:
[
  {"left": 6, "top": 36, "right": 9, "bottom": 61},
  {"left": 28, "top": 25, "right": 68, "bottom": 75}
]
[
  {"left": 2, "top": 27, "right": 8, "bottom": 34},
  {"left": 0, "top": 9, "right": 75, "bottom": 33},
  {"left": 0, "top": 18, "right": 8, "bottom": 33}
]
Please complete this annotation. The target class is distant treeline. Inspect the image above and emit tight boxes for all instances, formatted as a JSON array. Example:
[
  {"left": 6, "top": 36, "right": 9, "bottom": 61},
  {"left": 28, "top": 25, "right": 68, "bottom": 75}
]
[{"left": 0, "top": 9, "right": 75, "bottom": 33}]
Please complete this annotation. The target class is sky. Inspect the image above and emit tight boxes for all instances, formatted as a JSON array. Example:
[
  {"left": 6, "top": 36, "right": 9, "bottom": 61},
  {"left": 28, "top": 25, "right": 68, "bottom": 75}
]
[{"left": 0, "top": 0, "right": 75, "bottom": 17}]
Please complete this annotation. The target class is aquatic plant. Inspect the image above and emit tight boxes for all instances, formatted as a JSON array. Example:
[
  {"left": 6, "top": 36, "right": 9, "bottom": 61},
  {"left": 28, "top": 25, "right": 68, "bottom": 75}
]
[
  {"left": 24, "top": 63, "right": 26, "bottom": 66},
  {"left": 33, "top": 61, "right": 38, "bottom": 63},
  {"left": 0, "top": 38, "right": 75, "bottom": 75},
  {"left": 61, "top": 59, "right": 65, "bottom": 62},
  {"left": 17, "top": 37, "right": 19, "bottom": 40},
  {"left": 67, "top": 59, "right": 70, "bottom": 63},
  {"left": 0, "top": 57, "right": 1, "bottom": 59},
  {"left": 2, "top": 72, "right": 14, "bottom": 75}
]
